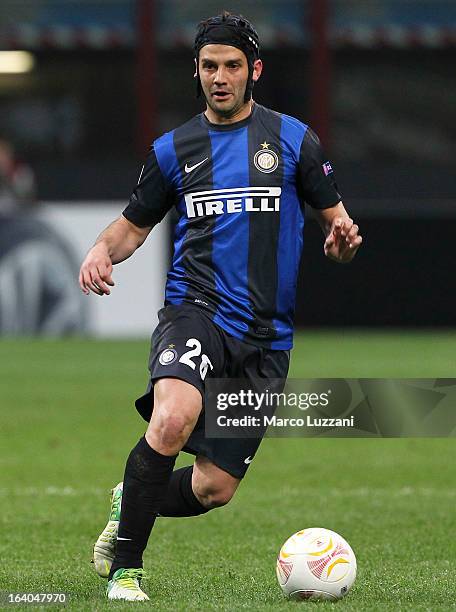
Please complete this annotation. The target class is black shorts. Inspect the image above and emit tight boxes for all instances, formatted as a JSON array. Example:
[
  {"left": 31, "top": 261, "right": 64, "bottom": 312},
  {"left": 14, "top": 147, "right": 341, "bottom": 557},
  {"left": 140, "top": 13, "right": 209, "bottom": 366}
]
[{"left": 135, "top": 304, "right": 290, "bottom": 479}]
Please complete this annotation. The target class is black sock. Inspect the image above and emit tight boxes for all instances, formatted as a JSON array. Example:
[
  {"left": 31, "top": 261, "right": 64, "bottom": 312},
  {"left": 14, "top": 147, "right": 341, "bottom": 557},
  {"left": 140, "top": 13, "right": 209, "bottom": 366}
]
[
  {"left": 109, "top": 436, "right": 177, "bottom": 579},
  {"left": 159, "top": 466, "right": 209, "bottom": 517}
]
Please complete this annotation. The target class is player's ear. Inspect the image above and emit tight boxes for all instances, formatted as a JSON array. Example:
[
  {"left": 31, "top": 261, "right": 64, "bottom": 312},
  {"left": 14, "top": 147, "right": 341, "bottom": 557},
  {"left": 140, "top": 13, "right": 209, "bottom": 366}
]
[
  {"left": 193, "top": 57, "right": 198, "bottom": 78},
  {"left": 252, "top": 59, "right": 263, "bottom": 83}
]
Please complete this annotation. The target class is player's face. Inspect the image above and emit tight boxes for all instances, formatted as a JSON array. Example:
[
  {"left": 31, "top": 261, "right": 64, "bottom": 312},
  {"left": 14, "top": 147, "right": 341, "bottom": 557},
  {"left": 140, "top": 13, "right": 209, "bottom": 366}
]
[{"left": 197, "top": 45, "right": 261, "bottom": 120}]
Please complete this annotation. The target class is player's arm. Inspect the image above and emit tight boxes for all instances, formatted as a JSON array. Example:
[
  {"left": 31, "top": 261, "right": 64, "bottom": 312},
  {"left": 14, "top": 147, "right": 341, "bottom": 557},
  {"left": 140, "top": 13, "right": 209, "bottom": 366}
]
[
  {"left": 79, "top": 216, "right": 151, "bottom": 296},
  {"left": 313, "top": 201, "right": 362, "bottom": 264},
  {"left": 297, "top": 127, "right": 362, "bottom": 264},
  {"left": 79, "top": 142, "right": 173, "bottom": 296}
]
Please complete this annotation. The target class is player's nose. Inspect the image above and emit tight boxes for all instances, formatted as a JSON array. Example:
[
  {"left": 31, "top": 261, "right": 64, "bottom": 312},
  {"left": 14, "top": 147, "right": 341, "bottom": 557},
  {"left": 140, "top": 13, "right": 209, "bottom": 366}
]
[{"left": 214, "top": 67, "right": 227, "bottom": 84}]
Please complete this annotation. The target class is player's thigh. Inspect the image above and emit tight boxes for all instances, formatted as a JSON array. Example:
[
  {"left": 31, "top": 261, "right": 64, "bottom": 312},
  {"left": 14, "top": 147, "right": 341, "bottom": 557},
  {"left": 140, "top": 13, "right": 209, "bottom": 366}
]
[
  {"left": 192, "top": 454, "right": 241, "bottom": 503},
  {"left": 137, "top": 303, "right": 225, "bottom": 425},
  {"left": 146, "top": 378, "right": 202, "bottom": 447},
  {"left": 150, "top": 304, "right": 225, "bottom": 400}
]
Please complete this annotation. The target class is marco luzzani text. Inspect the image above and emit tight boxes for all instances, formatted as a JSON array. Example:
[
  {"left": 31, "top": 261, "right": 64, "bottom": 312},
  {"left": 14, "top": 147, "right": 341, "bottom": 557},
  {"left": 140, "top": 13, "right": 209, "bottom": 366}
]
[{"left": 215, "top": 389, "right": 355, "bottom": 429}]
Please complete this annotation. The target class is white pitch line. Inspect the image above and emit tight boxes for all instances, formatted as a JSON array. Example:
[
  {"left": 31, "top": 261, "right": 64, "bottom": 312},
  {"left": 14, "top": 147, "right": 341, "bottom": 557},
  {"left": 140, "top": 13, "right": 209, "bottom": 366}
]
[
  {"left": 278, "top": 486, "right": 456, "bottom": 498},
  {"left": 1, "top": 485, "right": 454, "bottom": 498},
  {"left": 0, "top": 486, "right": 107, "bottom": 496}
]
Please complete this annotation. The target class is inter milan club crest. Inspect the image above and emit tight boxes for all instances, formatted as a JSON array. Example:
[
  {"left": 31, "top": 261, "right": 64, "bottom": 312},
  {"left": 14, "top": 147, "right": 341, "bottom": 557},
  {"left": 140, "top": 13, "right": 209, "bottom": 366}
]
[
  {"left": 253, "top": 141, "right": 279, "bottom": 174},
  {"left": 159, "top": 347, "right": 177, "bottom": 365}
]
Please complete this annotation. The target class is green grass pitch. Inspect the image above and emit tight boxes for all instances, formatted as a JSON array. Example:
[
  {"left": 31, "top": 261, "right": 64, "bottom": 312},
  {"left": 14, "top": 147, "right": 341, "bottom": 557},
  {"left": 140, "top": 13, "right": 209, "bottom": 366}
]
[{"left": 1, "top": 331, "right": 455, "bottom": 611}]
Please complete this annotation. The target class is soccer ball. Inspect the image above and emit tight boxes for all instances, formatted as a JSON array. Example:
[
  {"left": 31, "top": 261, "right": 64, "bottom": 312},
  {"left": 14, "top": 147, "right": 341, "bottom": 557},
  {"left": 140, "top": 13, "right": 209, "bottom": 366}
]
[{"left": 276, "top": 527, "right": 357, "bottom": 601}]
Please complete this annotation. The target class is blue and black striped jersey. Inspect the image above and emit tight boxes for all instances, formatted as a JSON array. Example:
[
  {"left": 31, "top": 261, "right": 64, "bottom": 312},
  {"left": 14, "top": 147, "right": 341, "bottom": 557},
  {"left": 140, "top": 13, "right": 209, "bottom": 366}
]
[{"left": 123, "top": 103, "right": 341, "bottom": 349}]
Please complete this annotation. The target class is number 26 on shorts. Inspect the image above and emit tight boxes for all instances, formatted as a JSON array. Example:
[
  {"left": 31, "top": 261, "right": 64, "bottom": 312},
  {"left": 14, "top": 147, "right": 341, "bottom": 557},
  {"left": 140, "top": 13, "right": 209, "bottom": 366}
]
[{"left": 179, "top": 338, "right": 213, "bottom": 380}]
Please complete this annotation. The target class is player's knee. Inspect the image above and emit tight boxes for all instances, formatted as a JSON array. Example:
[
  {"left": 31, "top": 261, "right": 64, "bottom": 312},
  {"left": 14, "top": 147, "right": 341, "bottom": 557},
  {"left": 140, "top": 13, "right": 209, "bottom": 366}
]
[
  {"left": 194, "top": 481, "right": 236, "bottom": 509},
  {"left": 158, "top": 415, "right": 187, "bottom": 447},
  {"left": 146, "top": 406, "right": 193, "bottom": 454},
  {"left": 208, "top": 488, "right": 235, "bottom": 508}
]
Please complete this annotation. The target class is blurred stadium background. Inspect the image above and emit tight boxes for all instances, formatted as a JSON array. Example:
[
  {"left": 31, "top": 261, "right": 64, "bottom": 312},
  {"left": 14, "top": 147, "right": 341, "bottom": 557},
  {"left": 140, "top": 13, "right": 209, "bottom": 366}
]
[
  {"left": 0, "top": 0, "right": 455, "bottom": 335},
  {"left": 1, "top": 2, "right": 456, "bottom": 609}
]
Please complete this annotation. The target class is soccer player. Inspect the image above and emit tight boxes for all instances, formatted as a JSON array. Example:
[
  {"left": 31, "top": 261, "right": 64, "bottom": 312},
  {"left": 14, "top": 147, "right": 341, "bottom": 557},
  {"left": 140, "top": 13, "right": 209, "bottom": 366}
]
[{"left": 79, "top": 12, "right": 362, "bottom": 602}]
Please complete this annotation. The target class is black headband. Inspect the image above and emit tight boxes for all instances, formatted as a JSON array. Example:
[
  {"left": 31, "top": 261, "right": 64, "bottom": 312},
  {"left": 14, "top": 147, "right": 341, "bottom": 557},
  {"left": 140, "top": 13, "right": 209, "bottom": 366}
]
[{"left": 194, "top": 23, "right": 260, "bottom": 61}]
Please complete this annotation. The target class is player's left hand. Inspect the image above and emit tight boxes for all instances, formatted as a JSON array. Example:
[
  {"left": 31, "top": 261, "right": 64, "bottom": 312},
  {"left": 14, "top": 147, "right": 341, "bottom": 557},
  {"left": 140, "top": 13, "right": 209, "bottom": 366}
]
[{"left": 324, "top": 217, "right": 362, "bottom": 263}]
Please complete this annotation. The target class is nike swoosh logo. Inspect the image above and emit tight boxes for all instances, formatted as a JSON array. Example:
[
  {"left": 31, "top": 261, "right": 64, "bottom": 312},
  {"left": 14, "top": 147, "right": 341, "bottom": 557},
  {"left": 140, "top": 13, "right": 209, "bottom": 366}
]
[
  {"left": 185, "top": 158, "right": 208, "bottom": 173},
  {"left": 117, "top": 537, "right": 132, "bottom": 541},
  {"left": 244, "top": 456, "right": 253, "bottom": 464}
]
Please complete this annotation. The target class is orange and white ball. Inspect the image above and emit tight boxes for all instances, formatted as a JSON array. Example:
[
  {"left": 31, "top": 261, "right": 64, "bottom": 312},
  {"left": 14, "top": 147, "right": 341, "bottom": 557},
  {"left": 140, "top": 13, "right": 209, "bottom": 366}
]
[{"left": 276, "top": 528, "right": 357, "bottom": 601}]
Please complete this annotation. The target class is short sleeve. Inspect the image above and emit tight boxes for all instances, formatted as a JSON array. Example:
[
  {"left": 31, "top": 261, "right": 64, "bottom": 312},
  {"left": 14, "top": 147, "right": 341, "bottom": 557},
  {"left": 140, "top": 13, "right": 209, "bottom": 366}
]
[
  {"left": 297, "top": 128, "right": 341, "bottom": 209},
  {"left": 122, "top": 144, "right": 174, "bottom": 228}
]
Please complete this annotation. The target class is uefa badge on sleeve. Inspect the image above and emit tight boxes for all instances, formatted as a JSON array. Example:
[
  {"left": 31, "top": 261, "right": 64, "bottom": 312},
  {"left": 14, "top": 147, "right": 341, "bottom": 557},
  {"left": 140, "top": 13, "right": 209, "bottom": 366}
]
[
  {"left": 322, "top": 161, "right": 333, "bottom": 176},
  {"left": 254, "top": 141, "right": 279, "bottom": 173},
  {"left": 159, "top": 347, "right": 177, "bottom": 366}
]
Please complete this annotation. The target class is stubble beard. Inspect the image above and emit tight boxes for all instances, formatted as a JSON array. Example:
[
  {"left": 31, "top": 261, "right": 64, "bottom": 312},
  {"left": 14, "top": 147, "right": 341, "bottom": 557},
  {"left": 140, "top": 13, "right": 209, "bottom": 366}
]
[{"left": 203, "top": 86, "right": 248, "bottom": 120}]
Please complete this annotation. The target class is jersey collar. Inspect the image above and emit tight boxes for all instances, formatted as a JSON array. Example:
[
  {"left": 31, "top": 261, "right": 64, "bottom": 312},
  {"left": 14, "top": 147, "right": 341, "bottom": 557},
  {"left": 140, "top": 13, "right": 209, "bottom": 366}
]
[{"left": 201, "top": 102, "right": 258, "bottom": 131}]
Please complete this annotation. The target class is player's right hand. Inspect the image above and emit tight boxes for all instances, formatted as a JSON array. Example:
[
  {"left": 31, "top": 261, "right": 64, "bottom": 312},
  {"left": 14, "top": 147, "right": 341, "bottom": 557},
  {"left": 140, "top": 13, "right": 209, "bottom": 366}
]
[{"left": 79, "top": 243, "right": 115, "bottom": 296}]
